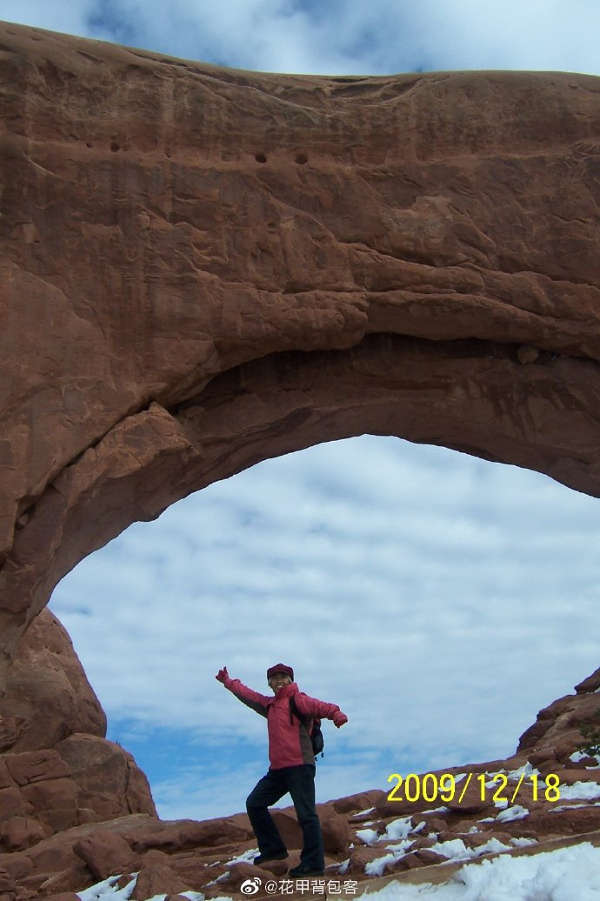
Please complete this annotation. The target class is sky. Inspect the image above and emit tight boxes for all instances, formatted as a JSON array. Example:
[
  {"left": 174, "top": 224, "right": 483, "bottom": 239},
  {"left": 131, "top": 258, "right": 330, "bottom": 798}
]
[
  {"left": 4, "top": 0, "right": 600, "bottom": 823},
  {"left": 3, "top": 0, "right": 600, "bottom": 77},
  {"left": 48, "top": 437, "right": 600, "bottom": 821}
]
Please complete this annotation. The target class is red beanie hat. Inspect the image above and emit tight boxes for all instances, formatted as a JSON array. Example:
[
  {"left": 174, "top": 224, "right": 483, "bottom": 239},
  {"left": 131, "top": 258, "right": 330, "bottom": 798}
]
[{"left": 267, "top": 663, "right": 294, "bottom": 681}]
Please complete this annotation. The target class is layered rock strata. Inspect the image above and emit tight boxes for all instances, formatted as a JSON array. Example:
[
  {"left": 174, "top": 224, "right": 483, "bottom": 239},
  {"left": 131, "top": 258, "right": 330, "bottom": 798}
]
[
  {"left": 0, "top": 609, "right": 156, "bottom": 862},
  {"left": 3, "top": 21, "right": 600, "bottom": 672}
]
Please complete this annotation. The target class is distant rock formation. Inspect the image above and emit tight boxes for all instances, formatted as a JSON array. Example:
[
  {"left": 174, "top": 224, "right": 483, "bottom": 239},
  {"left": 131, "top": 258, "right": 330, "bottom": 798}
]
[{"left": 3, "top": 21, "right": 600, "bottom": 676}]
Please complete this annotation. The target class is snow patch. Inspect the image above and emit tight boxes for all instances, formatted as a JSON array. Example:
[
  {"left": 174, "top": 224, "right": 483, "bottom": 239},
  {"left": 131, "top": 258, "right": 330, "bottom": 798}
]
[
  {"left": 356, "top": 843, "right": 600, "bottom": 899},
  {"left": 225, "top": 848, "right": 257, "bottom": 866},
  {"left": 510, "top": 836, "right": 538, "bottom": 848},
  {"left": 356, "top": 827, "right": 379, "bottom": 845},
  {"left": 558, "top": 780, "right": 600, "bottom": 801},
  {"left": 364, "top": 840, "right": 413, "bottom": 876},
  {"left": 78, "top": 875, "right": 137, "bottom": 901},
  {"left": 506, "top": 761, "right": 540, "bottom": 780},
  {"left": 496, "top": 804, "right": 529, "bottom": 822},
  {"left": 382, "top": 816, "right": 413, "bottom": 840}
]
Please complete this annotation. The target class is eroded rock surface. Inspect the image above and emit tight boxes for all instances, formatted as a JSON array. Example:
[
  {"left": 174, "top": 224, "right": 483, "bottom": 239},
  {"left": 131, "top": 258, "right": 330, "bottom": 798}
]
[
  {"left": 0, "top": 668, "right": 600, "bottom": 901},
  {"left": 0, "top": 609, "right": 156, "bottom": 859},
  {"left": 3, "top": 22, "right": 600, "bottom": 667},
  {"left": 0, "top": 609, "right": 599, "bottom": 898},
  {"left": 1, "top": 609, "right": 105, "bottom": 752}
]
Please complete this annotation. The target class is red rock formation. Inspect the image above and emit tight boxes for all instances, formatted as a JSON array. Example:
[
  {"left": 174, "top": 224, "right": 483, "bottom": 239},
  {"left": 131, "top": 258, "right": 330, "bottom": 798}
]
[
  {"left": 3, "top": 21, "right": 600, "bottom": 674},
  {"left": 3, "top": 21, "right": 600, "bottom": 895},
  {"left": 0, "top": 609, "right": 156, "bottom": 859},
  {"left": 0, "top": 638, "right": 599, "bottom": 898},
  {"left": 1, "top": 610, "right": 105, "bottom": 753}
]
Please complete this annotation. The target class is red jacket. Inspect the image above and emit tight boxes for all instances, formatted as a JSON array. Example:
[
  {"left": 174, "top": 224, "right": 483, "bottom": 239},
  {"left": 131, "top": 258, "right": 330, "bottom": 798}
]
[{"left": 223, "top": 676, "right": 343, "bottom": 769}]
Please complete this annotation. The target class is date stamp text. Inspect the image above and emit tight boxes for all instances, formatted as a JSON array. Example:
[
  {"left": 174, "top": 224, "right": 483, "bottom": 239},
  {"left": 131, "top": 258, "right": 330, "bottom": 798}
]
[{"left": 386, "top": 771, "right": 561, "bottom": 805}]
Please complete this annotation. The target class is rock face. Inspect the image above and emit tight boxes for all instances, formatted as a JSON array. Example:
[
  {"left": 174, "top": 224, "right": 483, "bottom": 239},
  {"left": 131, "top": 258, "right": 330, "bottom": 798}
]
[
  {"left": 1, "top": 652, "right": 600, "bottom": 899},
  {"left": 3, "top": 22, "right": 600, "bottom": 668},
  {"left": 0, "top": 609, "right": 157, "bottom": 860},
  {"left": 1, "top": 609, "right": 106, "bottom": 753}
]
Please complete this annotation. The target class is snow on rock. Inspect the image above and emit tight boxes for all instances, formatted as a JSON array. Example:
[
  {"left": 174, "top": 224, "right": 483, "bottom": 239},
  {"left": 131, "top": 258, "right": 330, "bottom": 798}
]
[
  {"left": 429, "top": 835, "right": 513, "bottom": 864},
  {"left": 78, "top": 875, "right": 137, "bottom": 901},
  {"left": 570, "top": 750, "right": 589, "bottom": 763},
  {"left": 356, "top": 827, "right": 379, "bottom": 845},
  {"left": 78, "top": 845, "right": 600, "bottom": 901},
  {"left": 506, "top": 761, "right": 540, "bottom": 780},
  {"left": 551, "top": 801, "right": 600, "bottom": 812},
  {"left": 510, "top": 836, "right": 538, "bottom": 848},
  {"left": 558, "top": 780, "right": 600, "bottom": 801},
  {"left": 381, "top": 816, "right": 413, "bottom": 841},
  {"left": 430, "top": 838, "right": 472, "bottom": 861},
  {"left": 224, "top": 848, "right": 258, "bottom": 866},
  {"left": 360, "top": 843, "right": 600, "bottom": 899},
  {"left": 473, "top": 837, "right": 512, "bottom": 855},
  {"left": 364, "top": 840, "right": 414, "bottom": 876},
  {"left": 496, "top": 804, "right": 529, "bottom": 822}
]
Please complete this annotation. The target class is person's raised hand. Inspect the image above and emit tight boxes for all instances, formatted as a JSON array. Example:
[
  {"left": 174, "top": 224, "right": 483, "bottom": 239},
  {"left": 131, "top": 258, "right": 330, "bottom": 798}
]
[
  {"left": 333, "top": 711, "right": 348, "bottom": 728},
  {"left": 215, "top": 666, "right": 229, "bottom": 683}
]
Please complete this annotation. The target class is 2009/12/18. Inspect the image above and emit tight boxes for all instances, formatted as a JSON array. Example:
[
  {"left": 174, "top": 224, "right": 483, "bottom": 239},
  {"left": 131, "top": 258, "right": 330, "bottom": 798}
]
[{"left": 386, "top": 772, "right": 561, "bottom": 803}]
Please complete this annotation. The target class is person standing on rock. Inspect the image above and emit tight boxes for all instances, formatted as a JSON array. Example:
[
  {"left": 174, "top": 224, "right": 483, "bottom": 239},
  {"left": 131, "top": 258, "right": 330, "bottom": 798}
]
[{"left": 215, "top": 662, "right": 348, "bottom": 877}]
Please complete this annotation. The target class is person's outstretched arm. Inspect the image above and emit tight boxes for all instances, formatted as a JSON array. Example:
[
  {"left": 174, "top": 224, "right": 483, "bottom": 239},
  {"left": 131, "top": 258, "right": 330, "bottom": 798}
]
[
  {"left": 293, "top": 690, "right": 348, "bottom": 727},
  {"left": 215, "top": 666, "right": 271, "bottom": 717}
]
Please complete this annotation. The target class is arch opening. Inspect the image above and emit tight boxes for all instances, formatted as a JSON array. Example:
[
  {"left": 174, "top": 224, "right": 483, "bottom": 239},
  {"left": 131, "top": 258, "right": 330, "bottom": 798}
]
[
  {"left": 48, "top": 433, "right": 600, "bottom": 820},
  {"left": 4, "top": 29, "right": 600, "bottom": 681},
  {"left": 4, "top": 330, "right": 600, "bottom": 673}
]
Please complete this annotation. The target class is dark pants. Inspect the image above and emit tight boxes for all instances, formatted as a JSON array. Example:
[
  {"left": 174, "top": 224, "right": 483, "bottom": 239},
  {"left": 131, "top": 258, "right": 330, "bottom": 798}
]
[{"left": 246, "top": 764, "right": 324, "bottom": 869}]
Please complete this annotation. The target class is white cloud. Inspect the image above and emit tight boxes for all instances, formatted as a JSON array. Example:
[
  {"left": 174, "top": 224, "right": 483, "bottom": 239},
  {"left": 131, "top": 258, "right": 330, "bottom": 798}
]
[
  {"left": 49, "top": 436, "right": 600, "bottom": 817},
  {"left": 3, "top": 0, "right": 600, "bottom": 76},
  {"left": 0, "top": 1, "right": 95, "bottom": 37}
]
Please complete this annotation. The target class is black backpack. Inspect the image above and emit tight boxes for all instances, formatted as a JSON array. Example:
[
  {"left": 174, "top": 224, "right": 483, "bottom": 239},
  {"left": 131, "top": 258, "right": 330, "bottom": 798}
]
[{"left": 289, "top": 696, "right": 324, "bottom": 758}]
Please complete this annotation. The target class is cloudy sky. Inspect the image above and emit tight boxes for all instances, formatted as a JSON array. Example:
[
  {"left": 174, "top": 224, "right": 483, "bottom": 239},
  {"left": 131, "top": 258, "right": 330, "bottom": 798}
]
[{"left": 5, "top": 0, "right": 600, "bottom": 820}]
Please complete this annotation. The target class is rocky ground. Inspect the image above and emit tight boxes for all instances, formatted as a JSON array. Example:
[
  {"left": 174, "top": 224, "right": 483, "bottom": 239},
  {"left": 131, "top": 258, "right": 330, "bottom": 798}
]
[{"left": 1, "top": 611, "right": 600, "bottom": 899}]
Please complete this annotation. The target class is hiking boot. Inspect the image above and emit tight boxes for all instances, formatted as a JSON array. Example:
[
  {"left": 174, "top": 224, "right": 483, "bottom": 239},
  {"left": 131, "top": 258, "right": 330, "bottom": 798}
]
[
  {"left": 288, "top": 863, "right": 324, "bottom": 877},
  {"left": 254, "top": 851, "right": 288, "bottom": 865}
]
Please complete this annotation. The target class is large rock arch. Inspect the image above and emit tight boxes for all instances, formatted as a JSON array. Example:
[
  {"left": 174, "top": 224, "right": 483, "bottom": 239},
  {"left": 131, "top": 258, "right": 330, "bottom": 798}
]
[{"left": 2, "top": 20, "right": 600, "bottom": 679}]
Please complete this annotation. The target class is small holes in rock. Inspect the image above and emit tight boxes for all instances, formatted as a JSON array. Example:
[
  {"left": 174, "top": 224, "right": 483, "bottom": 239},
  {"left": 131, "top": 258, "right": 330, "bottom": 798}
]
[
  {"left": 255, "top": 153, "right": 267, "bottom": 163},
  {"left": 110, "top": 142, "right": 120, "bottom": 152},
  {"left": 295, "top": 153, "right": 308, "bottom": 165}
]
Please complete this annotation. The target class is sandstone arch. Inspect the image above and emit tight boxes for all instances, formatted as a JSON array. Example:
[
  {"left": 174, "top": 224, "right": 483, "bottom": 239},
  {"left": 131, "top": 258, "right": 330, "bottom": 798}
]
[{"left": 2, "top": 21, "right": 600, "bottom": 678}]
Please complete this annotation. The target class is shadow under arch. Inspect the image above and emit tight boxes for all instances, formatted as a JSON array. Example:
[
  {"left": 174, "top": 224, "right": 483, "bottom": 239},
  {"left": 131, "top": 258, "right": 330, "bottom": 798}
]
[
  {"left": 3, "top": 21, "right": 600, "bottom": 680},
  {"left": 4, "top": 330, "right": 600, "bottom": 674}
]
